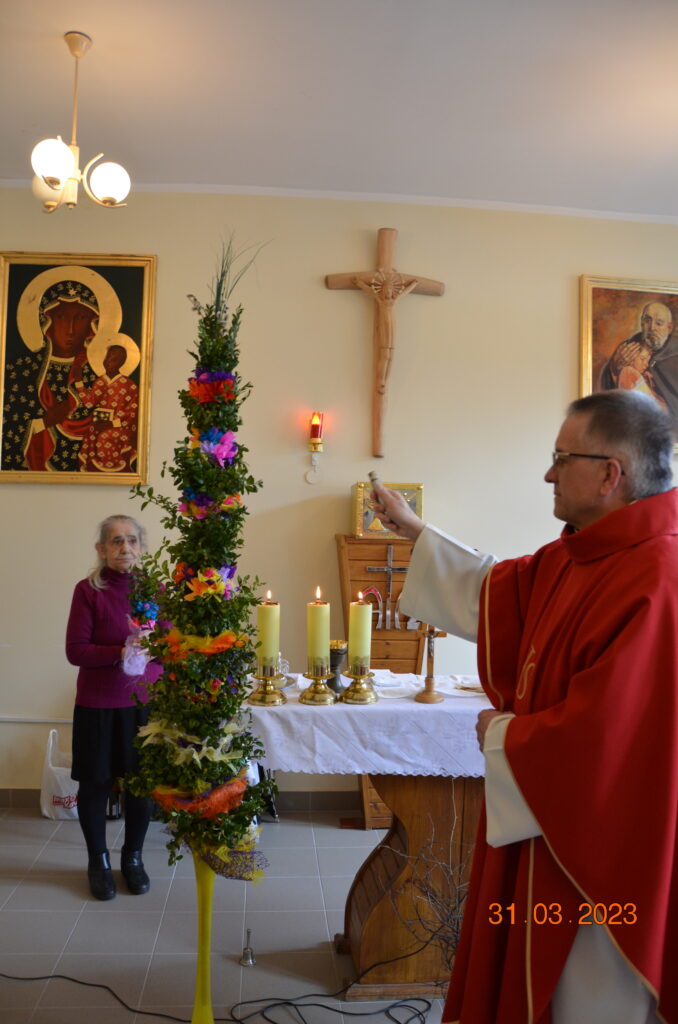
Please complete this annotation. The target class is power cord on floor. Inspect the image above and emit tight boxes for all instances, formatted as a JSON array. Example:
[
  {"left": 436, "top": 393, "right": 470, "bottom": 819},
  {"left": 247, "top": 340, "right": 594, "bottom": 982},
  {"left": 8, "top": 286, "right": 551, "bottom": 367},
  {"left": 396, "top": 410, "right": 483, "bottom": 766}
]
[
  {"left": 0, "top": 934, "right": 446, "bottom": 1023},
  {"left": 0, "top": 972, "right": 191, "bottom": 1022}
]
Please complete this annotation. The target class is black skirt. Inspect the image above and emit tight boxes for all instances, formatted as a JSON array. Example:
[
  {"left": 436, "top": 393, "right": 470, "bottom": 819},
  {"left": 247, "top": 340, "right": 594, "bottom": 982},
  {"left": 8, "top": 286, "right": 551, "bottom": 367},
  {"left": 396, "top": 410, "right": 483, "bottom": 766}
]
[{"left": 71, "top": 704, "right": 149, "bottom": 782}]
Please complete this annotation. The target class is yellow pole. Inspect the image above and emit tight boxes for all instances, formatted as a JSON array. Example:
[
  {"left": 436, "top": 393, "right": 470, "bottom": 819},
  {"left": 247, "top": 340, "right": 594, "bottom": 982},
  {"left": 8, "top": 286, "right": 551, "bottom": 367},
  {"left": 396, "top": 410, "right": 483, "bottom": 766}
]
[{"left": 191, "top": 849, "right": 216, "bottom": 1024}]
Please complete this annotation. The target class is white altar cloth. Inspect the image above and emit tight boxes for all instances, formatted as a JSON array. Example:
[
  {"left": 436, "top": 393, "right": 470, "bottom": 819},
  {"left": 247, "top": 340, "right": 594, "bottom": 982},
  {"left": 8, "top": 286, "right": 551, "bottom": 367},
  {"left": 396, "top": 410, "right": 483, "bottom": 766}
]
[{"left": 249, "top": 671, "right": 491, "bottom": 777}]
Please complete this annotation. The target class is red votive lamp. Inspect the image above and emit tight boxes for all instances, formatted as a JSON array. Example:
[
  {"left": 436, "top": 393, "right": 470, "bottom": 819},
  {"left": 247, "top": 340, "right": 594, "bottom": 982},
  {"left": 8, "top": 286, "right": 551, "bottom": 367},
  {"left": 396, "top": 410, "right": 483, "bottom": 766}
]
[{"left": 309, "top": 411, "right": 324, "bottom": 452}]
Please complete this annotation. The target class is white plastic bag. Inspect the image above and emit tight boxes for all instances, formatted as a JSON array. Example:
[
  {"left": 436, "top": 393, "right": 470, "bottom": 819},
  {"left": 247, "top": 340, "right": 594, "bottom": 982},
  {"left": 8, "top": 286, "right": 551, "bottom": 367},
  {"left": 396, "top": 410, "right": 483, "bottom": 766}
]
[{"left": 40, "top": 728, "right": 79, "bottom": 820}]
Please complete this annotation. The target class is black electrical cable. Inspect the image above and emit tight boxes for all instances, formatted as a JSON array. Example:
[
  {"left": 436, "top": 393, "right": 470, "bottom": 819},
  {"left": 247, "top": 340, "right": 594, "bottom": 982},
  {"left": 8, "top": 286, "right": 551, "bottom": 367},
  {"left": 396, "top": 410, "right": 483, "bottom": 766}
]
[{"left": 0, "top": 923, "right": 447, "bottom": 1023}]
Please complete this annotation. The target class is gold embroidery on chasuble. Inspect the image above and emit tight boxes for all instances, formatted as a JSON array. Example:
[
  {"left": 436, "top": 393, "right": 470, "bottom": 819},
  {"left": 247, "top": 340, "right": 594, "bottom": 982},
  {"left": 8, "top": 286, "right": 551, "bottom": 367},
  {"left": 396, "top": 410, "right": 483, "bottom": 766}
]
[{"left": 516, "top": 644, "right": 537, "bottom": 702}]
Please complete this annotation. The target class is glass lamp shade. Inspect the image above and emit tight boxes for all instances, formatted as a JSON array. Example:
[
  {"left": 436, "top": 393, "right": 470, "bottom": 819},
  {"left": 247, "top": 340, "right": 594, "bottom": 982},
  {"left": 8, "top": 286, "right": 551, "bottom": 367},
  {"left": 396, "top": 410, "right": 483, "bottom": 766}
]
[
  {"left": 31, "top": 174, "right": 64, "bottom": 205},
  {"left": 88, "top": 162, "right": 131, "bottom": 205},
  {"left": 30, "top": 137, "right": 75, "bottom": 188}
]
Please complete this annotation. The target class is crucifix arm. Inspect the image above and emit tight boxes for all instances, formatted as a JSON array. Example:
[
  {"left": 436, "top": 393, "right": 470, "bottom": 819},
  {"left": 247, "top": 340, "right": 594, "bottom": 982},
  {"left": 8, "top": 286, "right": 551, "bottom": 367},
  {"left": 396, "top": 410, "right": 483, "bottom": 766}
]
[{"left": 325, "top": 272, "right": 444, "bottom": 296}]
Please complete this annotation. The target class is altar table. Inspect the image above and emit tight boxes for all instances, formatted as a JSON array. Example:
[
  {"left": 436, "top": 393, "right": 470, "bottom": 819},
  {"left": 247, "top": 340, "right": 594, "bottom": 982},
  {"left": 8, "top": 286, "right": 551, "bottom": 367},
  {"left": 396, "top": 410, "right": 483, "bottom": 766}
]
[{"left": 249, "top": 673, "right": 491, "bottom": 1000}]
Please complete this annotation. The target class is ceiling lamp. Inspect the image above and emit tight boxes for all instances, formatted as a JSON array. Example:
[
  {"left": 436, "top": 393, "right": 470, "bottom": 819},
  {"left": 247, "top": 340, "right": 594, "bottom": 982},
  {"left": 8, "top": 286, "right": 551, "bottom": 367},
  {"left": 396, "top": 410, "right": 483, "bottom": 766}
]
[{"left": 30, "top": 31, "right": 131, "bottom": 213}]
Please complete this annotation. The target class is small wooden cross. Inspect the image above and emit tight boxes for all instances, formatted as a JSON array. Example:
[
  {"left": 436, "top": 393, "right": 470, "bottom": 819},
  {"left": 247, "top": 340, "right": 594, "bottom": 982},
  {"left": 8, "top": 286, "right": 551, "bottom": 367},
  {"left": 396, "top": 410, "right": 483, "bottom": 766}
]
[
  {"left": 366, "top": 543, "right": 409, "bottom": 629},
  {"left": 325, "top": 228, "right": 445, "bottom": 457}
]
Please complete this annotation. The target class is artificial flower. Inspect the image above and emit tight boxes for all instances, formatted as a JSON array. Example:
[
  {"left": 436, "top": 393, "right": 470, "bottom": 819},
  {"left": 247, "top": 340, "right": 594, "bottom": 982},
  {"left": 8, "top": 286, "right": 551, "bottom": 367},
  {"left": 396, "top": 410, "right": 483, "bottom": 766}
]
[
  {"left": 173, "top": 562, "right": 197, "bottom": 584},
  {"left": 187, "top": 369, "right": 235, "bottom": 404},
  {"left": 161, "top": 626, "right": 246, "bottom": 661},
  {"left": 178, "top": 490, "right": 243, "bottom": 519},
  {"left": 184, "top": 569, "right": 230, "bottom": 601},
  {"left": 152, "top": 777, "right": 246, "bottom": 818},
  {"left": 189, "top": 426, "right": 238, "bottom": 467}
]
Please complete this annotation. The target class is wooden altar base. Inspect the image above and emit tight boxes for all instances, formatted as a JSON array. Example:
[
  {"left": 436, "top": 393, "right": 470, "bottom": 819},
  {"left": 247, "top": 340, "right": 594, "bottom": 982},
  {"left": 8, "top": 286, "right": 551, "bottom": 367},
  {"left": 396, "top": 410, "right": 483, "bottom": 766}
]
[
  {"left": 338, "top": 974, "right": 449, "bottom": 1001},
  {"left": 334, "top": 773, "right": 483, "bottom": 1001}
]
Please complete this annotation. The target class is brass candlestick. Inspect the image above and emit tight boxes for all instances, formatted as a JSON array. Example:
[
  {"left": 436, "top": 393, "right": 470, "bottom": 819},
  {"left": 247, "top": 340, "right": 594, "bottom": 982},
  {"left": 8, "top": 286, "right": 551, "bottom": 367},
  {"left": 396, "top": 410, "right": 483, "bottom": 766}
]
[
  {"left": 300, "top": 661, "right": 337, "bottom": 705},
  {"left": 341, "top": 666, "right": 378, "bottom": 704},
  {"left": 414, "top": 625, "right": 444, "bottom": 704},
  {"left": 248, "top": 665, "right": 287, "bottom": 706}
]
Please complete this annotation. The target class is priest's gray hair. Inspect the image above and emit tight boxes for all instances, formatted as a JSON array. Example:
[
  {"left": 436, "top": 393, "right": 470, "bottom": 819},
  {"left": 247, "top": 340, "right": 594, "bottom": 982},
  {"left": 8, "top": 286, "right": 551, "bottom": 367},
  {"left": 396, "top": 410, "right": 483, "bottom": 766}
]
[
  {"left": 88, "top": 514, "right": 147, "bottom": 590},
  {"left": 568, "top": 391, "right": 674, "bottom": 501}
]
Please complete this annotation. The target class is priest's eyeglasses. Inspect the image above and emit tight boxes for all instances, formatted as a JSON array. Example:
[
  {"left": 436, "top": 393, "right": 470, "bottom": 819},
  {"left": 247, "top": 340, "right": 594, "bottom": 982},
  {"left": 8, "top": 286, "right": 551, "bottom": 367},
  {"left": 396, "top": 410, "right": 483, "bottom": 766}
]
[{"left": 551, "top": 451, "right": 624, "bottom": 474}]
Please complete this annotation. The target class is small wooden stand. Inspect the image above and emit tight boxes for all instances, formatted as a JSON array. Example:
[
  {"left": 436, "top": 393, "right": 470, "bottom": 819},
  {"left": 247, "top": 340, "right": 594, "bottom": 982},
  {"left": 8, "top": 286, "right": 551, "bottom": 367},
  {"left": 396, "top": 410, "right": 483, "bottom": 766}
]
[
  {"left": 336, "top": 534, "right": 426, "bottom": 674},
  {"left": 414, "top": 625, "right": 445, "bottom": 704}
]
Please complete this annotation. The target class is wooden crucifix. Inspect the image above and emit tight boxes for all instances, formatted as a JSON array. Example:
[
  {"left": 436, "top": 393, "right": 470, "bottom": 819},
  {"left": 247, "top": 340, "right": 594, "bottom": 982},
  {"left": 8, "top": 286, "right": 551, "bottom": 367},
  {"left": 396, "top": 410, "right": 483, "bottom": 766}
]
[{"left": 325, "top": 228, "right": 445, "bottom": 457}]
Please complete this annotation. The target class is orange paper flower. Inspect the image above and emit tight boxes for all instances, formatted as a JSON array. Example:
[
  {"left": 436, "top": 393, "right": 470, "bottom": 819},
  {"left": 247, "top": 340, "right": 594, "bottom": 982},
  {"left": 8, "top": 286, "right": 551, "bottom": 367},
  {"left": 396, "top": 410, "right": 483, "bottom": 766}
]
[
  {"left": 151, "top": 778, "right": 247, "bottom": 819},
  {"left": 161, "top": 626, "right": 244, "bottom": 662}
]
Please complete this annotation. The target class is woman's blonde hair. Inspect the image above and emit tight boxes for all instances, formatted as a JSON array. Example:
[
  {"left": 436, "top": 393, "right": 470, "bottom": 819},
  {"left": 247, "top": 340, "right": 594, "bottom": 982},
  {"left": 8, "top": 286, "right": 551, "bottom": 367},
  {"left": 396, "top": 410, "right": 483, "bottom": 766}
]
[{"left": 88, "top": 514, "right": 147, "bottom": 590}]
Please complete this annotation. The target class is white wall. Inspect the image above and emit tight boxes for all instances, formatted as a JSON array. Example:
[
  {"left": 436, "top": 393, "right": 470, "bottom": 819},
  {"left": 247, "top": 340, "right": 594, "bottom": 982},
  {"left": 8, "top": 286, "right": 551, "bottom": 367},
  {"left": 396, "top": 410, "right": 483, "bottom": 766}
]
[{"left": 2, "top": 187, "right": 678, "bottom": 789}]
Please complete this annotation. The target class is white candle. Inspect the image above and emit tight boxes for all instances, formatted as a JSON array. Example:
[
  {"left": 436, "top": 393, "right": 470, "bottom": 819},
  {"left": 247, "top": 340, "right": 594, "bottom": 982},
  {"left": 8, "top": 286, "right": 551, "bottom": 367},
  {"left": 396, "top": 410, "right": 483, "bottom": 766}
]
[
  {"left": 348, "top": 592, "right": 372, "bottom": 673},
  {"left": 307, "top": 585, "right": 330, "bottom": 674},
  {"left": 257, "top": 591, "right": 280, "bottom": 671}
]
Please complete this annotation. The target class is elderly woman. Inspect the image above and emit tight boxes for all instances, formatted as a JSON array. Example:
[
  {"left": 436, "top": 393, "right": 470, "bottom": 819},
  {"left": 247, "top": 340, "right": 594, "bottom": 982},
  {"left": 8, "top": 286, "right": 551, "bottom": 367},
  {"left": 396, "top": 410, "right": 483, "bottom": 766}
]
[{"left": 66, "top": 514, "right": 161, "bottom": 900}]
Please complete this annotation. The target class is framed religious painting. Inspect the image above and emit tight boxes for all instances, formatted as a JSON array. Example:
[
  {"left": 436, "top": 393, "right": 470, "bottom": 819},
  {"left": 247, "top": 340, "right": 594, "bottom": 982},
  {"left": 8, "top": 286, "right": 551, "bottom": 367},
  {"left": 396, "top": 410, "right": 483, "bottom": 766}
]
[
  {"left": 0, "top": 251, "right": 156, "bottom": 484},
  {"left": 352, "top": 481, "right": 423, "bottom": 538},
  {"left": 580, "top": 274, "right": 678, "bottom": 433}
]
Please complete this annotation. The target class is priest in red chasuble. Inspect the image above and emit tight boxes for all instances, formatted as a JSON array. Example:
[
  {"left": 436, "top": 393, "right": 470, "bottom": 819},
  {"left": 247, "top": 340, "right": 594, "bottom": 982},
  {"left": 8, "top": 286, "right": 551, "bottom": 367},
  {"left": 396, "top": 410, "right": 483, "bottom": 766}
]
[{"left": 373, "top": 390, "right": 677, "bottom": 1024}]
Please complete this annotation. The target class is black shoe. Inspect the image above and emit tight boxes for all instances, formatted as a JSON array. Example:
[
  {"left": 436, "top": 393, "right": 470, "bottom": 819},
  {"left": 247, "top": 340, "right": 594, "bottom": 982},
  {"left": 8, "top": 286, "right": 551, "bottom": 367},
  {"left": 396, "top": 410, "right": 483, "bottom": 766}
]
[
  {"left": 87, "top": 851, "right": 116, "bottom": 901},
  {"left": 121, "top": 848, "right": 150, "bottom": 895}
]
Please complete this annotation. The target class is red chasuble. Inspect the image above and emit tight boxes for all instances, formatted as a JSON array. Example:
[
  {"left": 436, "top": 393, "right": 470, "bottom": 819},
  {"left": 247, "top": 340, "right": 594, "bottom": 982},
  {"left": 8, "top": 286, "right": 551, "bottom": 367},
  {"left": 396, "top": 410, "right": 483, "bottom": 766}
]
[{"left": 443, "top": 489, "right": 678, "bottom": 1024}]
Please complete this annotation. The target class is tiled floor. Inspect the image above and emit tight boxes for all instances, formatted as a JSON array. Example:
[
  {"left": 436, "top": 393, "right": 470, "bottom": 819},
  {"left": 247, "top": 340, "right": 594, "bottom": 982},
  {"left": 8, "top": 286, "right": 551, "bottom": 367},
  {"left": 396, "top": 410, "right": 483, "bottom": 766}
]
[{"left": 0, "top": 805, "right": 446, "bottom": 1023}]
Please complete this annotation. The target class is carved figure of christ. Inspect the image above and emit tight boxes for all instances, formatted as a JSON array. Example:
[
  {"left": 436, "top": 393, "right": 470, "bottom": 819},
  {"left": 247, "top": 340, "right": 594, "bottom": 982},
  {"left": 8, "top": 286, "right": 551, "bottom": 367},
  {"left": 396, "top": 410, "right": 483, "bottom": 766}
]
[{"left": 325, "top": 228, "right": 445, "bottom": 457}]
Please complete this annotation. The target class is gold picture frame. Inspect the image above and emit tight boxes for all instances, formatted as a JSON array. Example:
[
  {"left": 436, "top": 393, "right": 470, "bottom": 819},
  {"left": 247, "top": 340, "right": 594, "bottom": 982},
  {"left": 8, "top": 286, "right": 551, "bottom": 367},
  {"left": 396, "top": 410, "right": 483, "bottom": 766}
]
[
  {"left": 353, "top": 482, "right": 423, "bottom": 538},
  {"left": 0, "top": 251, "right": 156, "bottom": 484},
  {"left": 580, "top": 274, "right": 678, "bottom": 430}
]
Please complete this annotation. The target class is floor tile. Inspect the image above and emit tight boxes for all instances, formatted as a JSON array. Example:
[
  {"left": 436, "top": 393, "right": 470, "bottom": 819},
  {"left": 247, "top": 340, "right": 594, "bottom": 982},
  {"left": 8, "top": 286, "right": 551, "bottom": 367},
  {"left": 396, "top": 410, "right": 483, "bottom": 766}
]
[
  {"left": 0, "top": 804, "right": 422, "bottom": 1024},
  {"left": 0, "top": 817, "right": 60, "bottom": 845},
  {"left": 228, "top": 1000, "right": 344, "bottom": 1024},
  {"left": 0, "top": 910, "right": 80, "bottom": 954},
  {"left": 3, "top": 871, "right": 88, "bottom": 912},
  {"left": 84, "top": 876, "right": 172, "bottom": 913},
  {"left": 312, "top": 814, "right": 384, "bottom": 847},
  {"left": 38, "top": 953, "right": 150, "bottom": 1009},
  {"left": 0, "top": 876, "right": 22, "bottom": 909},
  {"left": 63, "top": 910, "right": 162, "bottom": 955},
  {"left": 0, "top": 845, "right": 40, "bottom": 873},
  {"left": 154, "top": 911, "right": 243, "bottom": 955},
  {"left": 243, "top": 909, "right": 332, "bottom": 954},
  {"left": 0, "top": 1012, "right": 44, "bottom": 1024},
  {"left": 255, "top": 817, "right": 315, "bottom": 848},
  {"left": 316, "top": 845, "right": 370, "bottom": 877},
  {"left": 31, "top": 1009, "right": 136, "bottom": 1023},
  {"left": 320, "top": 875, "right": 353, "bottom": 911},
  {"left": 325, "top": 909, "right": 345, "bottom": 944},
  {"left": 0, "top": 954, "right": 57, "bottom": 1009},
  {"left": 258, "top": 845, "right": 319, "bottom": 876},
  {"left": 131, "top": 1009, "right": 193, "bottom": 1023},
  {"left": 108, "top": 845, "right": 176, "bottom": 878},
  {"left": 139, "top": 953, "right": 241, "bottom": 1008},
  {"left": 238, "top": 950, "right": 341, "bottom": 1000},
  {"left": 29, "top": 844, "right": 91, "bottom": 871},
  {"left": 165, "top": 876, "right": 246, "bottom": 913},
  {"left": 245, "top": 875, "right": 324, "bottom": 912}
]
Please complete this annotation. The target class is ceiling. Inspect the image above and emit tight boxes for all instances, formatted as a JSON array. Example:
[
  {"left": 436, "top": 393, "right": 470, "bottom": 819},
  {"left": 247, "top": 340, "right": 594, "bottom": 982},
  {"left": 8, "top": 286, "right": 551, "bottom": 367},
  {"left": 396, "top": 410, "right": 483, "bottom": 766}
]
[{"left": 4, "top": 0, "right": 678, "bottom": 219}]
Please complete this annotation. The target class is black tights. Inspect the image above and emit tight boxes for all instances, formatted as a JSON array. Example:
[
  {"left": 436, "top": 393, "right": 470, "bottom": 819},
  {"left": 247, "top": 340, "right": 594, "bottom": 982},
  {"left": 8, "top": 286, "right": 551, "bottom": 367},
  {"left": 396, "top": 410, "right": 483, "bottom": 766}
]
[{"left": 77, "top": 778, "right": 151, "bottom": 858}]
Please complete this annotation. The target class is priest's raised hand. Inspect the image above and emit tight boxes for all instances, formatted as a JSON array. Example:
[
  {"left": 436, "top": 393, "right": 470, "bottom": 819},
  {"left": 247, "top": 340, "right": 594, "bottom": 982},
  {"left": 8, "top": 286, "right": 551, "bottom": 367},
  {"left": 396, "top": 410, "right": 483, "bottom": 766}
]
[{"left": 370, "top": 481, "right": 425, "bottom": 540}]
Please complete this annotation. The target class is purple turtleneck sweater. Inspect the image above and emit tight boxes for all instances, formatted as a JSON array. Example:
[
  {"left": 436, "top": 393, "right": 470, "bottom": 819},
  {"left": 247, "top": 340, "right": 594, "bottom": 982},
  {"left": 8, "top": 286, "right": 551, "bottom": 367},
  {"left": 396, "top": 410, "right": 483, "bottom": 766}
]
[{"left": 66, "top": 567, "right": 161, "bottom": 709}]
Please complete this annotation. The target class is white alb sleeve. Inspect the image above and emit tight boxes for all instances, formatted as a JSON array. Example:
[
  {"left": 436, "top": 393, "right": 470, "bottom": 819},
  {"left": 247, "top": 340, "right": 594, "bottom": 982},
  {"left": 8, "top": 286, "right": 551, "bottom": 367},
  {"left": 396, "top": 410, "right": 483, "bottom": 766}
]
[
  {"left": 399, "top": 523, "right": 497, "bottom": 641},
  {"left": 484, "top": 714, "right": 541, "bottom": 847}
]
